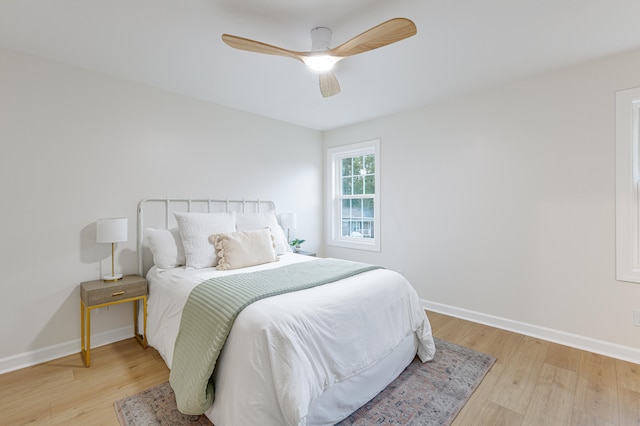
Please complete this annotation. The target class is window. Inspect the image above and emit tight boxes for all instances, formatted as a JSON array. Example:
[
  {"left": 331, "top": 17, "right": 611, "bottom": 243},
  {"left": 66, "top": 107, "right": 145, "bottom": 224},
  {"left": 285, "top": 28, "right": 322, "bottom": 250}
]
[
  {"left": 616, "top": 87, "right": 640, "bottom": 283},
  {"left": 327, "top": 140, "right": 380, "bottom": 251}
]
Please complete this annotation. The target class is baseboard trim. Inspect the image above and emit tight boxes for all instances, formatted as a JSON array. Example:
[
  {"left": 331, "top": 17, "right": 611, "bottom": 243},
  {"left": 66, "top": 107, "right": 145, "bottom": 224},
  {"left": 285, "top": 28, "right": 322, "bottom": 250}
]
[
  {"left": 4, "top": 303, "right": 638, "bottom": 374},
  {"left": 422, "top": 300, "right": 640, "bottom": 364},
  {"left": 0, "top": 326, "right": 133, "bottom": 375}
]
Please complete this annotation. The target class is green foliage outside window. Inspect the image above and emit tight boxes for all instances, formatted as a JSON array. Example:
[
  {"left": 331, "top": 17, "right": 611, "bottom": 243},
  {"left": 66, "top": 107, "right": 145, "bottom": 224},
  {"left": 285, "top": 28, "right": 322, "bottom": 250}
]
[{"left": 340, "top": 153, "right": 376, "bottom": 239}]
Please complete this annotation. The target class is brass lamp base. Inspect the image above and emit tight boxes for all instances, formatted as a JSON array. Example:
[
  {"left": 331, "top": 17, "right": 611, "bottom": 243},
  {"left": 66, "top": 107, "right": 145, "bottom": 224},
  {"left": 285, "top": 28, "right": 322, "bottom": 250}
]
[{"left": 103, "top": 242, "right": 123, "bottom": 282}]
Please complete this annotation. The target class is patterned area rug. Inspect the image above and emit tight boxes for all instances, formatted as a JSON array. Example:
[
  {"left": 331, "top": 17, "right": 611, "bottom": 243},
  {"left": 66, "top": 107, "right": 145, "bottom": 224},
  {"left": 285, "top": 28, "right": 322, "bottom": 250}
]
[{"left": 114, "top": 338, "right": 495, "bottom": 426}]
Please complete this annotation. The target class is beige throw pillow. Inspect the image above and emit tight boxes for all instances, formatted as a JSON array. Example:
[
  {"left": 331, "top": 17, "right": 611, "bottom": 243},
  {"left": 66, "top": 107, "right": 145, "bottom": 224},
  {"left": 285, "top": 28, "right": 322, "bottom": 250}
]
[
  {"left": 210, "top": 228, "right": 278, "bottom": 271},
  {"left": 236, "top": 211, "right": 291, "bottom": 255}
]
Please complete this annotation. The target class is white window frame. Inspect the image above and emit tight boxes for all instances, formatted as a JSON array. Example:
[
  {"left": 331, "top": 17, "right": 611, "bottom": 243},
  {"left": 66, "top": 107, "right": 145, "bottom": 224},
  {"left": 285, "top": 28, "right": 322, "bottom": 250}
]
[
  {"left": 616, "top": 86, "right": 640, "bottom": 283},
  {"left": 327, "top": 139, "right": 381, "bottom": 252}
]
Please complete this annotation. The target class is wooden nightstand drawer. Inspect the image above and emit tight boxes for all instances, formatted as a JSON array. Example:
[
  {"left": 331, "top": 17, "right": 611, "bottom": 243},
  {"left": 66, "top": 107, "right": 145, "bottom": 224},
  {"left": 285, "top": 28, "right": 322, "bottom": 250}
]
[{"left": 81, "top": 275, "right": 147, "bottom": 306}]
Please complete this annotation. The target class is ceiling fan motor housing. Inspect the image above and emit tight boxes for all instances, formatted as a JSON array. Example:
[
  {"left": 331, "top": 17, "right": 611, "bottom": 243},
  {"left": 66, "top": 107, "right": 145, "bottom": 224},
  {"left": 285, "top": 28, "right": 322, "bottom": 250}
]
[{"left": 310, "top": 27, "right": 332, "bottom": 51}]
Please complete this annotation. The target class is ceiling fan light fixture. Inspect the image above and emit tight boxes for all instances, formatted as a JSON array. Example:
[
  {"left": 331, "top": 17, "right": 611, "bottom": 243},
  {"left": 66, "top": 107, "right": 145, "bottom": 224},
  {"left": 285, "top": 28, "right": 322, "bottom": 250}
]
[
  {"left": 222, "top": 18, "right": 417, "bottom": 96},
  {"left": 303, "top": 55, "right": 339, "bottom": 72}
]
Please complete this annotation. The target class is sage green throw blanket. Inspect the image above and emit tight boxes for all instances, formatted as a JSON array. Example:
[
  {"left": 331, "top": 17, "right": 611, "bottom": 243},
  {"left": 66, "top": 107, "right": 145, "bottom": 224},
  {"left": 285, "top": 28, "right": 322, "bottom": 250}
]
[{"left": 169, "top": 258, "right": 382, "bottom": 415}]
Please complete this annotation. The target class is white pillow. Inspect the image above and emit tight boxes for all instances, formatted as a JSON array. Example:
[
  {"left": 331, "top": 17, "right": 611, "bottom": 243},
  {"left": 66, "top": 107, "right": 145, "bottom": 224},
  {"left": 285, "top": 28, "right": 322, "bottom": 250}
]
[
  {"left": 236, "top": 211, "right": 291, "bottom": 255},
  {"left": 143, "top": 227, "right": 185, "bottom": 270},
  {"left": 174, "top": 211, "right": 236, "bottom": 269},
  {"left": 210, "top": 228, "right": 278, "bottom": 271}
]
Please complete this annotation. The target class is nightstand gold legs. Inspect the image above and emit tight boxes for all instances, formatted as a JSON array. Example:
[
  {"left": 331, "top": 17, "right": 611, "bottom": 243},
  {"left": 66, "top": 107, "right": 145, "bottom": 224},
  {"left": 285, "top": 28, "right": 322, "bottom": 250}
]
[
  {"left": 133, "top": 297, "right": 148, "bottom": 348},
  {"left": 80, "top": 301, "right": 90, "bottom": 366},
  {"left": 80, "top": 295, "right": 147, "bottom": 367}
]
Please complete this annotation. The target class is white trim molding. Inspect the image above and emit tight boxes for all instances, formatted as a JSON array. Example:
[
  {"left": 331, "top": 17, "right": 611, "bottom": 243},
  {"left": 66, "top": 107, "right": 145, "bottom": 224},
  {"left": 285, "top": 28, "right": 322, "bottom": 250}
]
[
  {"left": 616, "top": 86, "right": 640, "bottom": 283},
  {"left": 0, "top": 326, "right": 133, "bottom": 374},
  {"left": 422, "top": 299, "right": 640, "bottom": 364}
]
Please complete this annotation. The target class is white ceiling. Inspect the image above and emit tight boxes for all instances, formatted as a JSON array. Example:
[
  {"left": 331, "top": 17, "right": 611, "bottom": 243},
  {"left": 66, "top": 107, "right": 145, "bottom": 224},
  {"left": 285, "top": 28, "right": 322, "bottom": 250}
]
[{"left": 2, "top": 0, "right": 640, "bottom": 130}]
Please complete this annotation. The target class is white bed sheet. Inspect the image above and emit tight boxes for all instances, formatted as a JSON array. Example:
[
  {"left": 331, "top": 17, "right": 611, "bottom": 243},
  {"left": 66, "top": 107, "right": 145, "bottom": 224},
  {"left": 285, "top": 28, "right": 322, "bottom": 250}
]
[{"left": 145, "top": 254, "right": 435, "bottom": 426}]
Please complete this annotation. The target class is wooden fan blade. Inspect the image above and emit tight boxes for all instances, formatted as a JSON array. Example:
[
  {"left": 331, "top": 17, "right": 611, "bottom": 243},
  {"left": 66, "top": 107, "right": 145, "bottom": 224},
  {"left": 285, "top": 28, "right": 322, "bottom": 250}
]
[
  {"left": 329, "top": 18, "right": 417, "bottom": 58},
  {"left": 319, "top": 72, "right": 341, "bottom": 97},
  {"left": 222, "top": 34, "right": 305, "bottom": 63}
]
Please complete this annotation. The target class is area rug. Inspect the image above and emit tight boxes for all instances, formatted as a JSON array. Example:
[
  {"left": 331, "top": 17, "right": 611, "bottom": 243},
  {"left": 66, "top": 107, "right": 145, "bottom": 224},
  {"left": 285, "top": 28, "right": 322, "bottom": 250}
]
[{"left": 114, "top": 338, "right": 495, "bottom": 426}]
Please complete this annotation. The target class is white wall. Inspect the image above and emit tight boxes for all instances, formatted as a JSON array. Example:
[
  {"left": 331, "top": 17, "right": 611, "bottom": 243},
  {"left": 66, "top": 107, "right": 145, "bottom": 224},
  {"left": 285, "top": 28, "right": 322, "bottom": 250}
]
[
  {"left": 4, "top": 41, "right": 640, "bottom": 371},
  {"left": 324, "top": 49, "right": 640, "bottom": 361},
  {"left": 0, "top": 47, "right": 323, "bottom": 370}
]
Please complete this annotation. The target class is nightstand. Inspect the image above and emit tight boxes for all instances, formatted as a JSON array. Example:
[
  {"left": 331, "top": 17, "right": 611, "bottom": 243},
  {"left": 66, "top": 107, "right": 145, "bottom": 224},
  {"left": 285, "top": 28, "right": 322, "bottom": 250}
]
[
  {"left": 80, "top": 275, "right": 147, "bottom": 367},
  {"left": 294, "top": 250, "right": 316, "bottom": 257}
]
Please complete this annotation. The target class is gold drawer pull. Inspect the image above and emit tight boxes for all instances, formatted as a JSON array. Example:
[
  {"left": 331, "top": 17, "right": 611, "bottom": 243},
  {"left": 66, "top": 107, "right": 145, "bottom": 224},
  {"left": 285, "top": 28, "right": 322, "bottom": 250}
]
[{"left": 111, "top": 291, "right": 125, "bottom": 297}]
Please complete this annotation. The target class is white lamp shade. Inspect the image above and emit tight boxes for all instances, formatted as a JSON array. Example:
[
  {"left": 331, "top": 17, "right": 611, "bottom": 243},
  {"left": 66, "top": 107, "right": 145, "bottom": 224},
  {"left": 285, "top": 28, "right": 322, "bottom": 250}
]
[
  {"left": 96, "top": 217, "right": 128, "bottom": 243},
  {"left": 280, "top": 213, "right": 297, "bottom": 230}
]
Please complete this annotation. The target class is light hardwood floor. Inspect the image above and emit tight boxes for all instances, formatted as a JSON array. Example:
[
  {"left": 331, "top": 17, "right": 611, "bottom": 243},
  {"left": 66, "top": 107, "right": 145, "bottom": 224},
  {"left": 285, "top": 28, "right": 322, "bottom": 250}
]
[
  {"left": 0, "top": 338, "right": 169, "bottom": 425},
  {"left": 0, "top": 312, "right": 638, "bottom": 425},
  {"left": 427, "top": 312, "right": 640, "bottom": 426}
]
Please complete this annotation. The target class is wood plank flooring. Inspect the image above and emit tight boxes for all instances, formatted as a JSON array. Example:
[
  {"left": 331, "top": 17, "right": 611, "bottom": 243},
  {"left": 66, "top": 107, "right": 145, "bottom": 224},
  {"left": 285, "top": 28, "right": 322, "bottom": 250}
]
[
  {"left": 0, "top": 338, "right": 169, "bottom": 425},
  {"left": 427, "top": 312, "right": 640, "bottom": 426},
  {"left": 0, "top": 311, "right": 637, "bottom": 425}
]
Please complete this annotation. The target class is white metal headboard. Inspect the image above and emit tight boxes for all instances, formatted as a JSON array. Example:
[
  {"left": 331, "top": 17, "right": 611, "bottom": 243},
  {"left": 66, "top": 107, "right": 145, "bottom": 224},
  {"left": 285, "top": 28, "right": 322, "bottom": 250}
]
[{"left": 137, "top": 197, "right": 277, "bottom": 276}]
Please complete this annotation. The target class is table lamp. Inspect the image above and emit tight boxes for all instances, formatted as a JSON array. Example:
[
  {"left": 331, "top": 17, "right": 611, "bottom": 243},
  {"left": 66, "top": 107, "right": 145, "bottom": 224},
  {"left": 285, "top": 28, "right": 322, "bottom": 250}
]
[
  {"left": 96, "top": 217, "right": 128, "bottom": 282},
  {"left": 280, "top": 213, "right": 297, "bottom": 244}
]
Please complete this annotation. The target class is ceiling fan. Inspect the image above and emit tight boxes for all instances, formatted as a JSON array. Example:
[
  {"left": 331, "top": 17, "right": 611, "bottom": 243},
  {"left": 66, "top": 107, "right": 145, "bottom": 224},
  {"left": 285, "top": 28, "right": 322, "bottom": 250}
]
[{"left": 221, "top": 18, "right": 417, "bottom": 98}]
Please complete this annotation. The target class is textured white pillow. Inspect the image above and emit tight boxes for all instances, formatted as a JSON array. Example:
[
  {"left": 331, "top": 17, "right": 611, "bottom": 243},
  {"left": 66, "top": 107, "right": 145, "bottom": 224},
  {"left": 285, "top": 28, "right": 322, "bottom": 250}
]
[
  {"left": 143, "top": 227, "right": 185, "bottom": 270},
  {"left": 174, "top": 211, "right": 236, "bottom": 269},
  {"left": 210, "top": 228, "right": 278, "bottom": 271},
  {"left": 236, "top": 211, "right": 291, "bottom": 255}
]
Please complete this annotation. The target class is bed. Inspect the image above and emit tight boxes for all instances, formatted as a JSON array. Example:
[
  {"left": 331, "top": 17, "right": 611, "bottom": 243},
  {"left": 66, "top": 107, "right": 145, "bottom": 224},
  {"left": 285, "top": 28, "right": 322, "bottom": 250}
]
[{"left": 137, "top": 197, "right": 435, "bottom": 426}]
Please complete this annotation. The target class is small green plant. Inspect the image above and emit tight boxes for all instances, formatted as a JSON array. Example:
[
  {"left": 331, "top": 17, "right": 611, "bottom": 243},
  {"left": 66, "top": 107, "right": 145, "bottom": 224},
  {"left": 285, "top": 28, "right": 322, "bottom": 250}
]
[{"left": 290, "top": 238, "right": 306, "bottom": 248}]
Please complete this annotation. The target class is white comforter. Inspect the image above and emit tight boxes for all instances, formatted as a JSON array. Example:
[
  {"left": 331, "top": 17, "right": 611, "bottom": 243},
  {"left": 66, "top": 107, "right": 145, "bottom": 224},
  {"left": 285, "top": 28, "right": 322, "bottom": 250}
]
[{"left": 146, "top": 254, "right": 435, "bottom": 426}]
